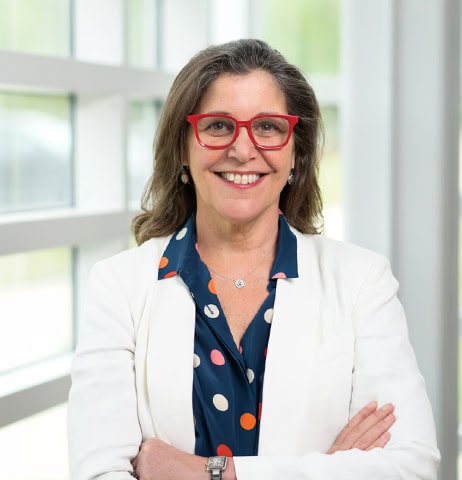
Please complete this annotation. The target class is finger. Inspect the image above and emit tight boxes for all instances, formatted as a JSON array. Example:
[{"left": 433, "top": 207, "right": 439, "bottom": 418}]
[
  {"left": 333, "top": 401, "right": 376, "bottom": 444},
  {"left": 333, "top": 401, "right": 379, "bottom": 445},
  {"left": 333, "top": 402, "right": 394, "bottom": 449},
  {"left": 352, "top": 412, "right": 396, "bottom": 450},
  {"left": 366, "top": 431, "right": 391, "bottom": 451}
]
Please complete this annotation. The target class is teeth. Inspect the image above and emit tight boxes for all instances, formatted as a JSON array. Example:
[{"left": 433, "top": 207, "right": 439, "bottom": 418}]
[{"left": 221, "top": 173, "right": 261, "bottom": 185}]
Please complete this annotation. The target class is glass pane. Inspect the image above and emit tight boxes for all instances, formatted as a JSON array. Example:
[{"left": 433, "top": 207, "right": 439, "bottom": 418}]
[
  {"left": 127, "top": 100, "right": 157, "bottom": 205},
  {"left": 0, "top": 0, "right": 70, "bottom": 57},
  {"left": 0, "top": 93, "right": 72, "bottom": 214},
  {"left": 0, "top": 248, "right": 73, "bottom": 373},
  {"left": 260, "top": 0, "right": 340, "bottom": 75},
  {"left": 319, "top": 106, "right": 343, "bottom": 239},
  {"left": 0, "top": 403, "right": 68, "bottom": 480},
  {"left": 127, "top": 0, "right": 158, "bottom": 69}
]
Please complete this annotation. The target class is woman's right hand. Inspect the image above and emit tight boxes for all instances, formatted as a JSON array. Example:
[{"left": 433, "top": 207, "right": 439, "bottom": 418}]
[{"left": 327, "top": 401, "right": 395, "bottom": 454}]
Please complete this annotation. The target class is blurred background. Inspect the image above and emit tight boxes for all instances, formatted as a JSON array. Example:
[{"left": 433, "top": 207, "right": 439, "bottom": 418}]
[{"left": 0, "top": 0, "right": 459, "bottom": 478}]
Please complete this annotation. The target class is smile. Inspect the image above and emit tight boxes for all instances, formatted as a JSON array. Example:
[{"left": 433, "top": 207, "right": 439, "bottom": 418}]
[{"left": 220, "top": 172, "right": 262, "bottom": 185}]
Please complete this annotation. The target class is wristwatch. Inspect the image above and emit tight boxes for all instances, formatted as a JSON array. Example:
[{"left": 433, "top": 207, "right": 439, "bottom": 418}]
[{"left": 206, "top": 456, "right": 227, "bottom": 479}]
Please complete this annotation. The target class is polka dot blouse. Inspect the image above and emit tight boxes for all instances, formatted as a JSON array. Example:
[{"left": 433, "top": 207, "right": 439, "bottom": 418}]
[{"left": 158, "top": 213, "right": 298, "bottom": 457}]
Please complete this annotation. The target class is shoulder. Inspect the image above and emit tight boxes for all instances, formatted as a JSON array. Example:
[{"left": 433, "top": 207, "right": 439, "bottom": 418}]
[
  {"left": 292, "top": 229, "right": 395, "bottom": 288},
  {"left": 89, "top": 236, "right": 172, "bottom": 289},
  {"left": 293, "top": 228, "right": 387, "bottom": 264}
]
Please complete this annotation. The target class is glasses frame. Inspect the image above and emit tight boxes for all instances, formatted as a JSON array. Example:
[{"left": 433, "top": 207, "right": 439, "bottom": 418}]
[{"left": 186, "top": 113, "right": 299, "bottom": 150}]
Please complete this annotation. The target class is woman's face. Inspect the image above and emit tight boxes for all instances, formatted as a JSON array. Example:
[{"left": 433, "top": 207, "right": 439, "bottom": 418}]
[{"left": 185, "top": 70, "right": 295, "bottom": 228}]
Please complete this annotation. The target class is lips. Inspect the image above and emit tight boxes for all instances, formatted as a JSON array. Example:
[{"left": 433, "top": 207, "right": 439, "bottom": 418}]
[{"left": 219, "top": 172, "right": 262, "bottom": 185}]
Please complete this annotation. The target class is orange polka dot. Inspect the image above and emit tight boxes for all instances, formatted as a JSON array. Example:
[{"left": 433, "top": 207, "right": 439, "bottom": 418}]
[
  {"left": 240, "top": 413, "right": 257, "bottom": 430},
  {"left": 208, "top": 279, "right": 216, "bottom": 295},
  {"left": 159, "top": 256, "right": 169, "bottom": 269},
  {"left": 217, "top": 444, "right": 233, "bottom": 457},
  {"left": 258, "top": 402, "right": 262, "bottom": 420},
  {"left": 263, "top": 347, "right": 268, "bottom": 357},
  {"left": 163, "top": 271, "right": 177, "bottom": 278}
]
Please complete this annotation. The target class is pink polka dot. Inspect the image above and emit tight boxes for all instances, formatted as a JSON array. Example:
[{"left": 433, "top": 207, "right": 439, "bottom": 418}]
[
  {"left": 210, "top": 349, "right": 225, "bottom": 366},
  {"left": 272, "top": 272, "right": 287, "bottom": 279}
]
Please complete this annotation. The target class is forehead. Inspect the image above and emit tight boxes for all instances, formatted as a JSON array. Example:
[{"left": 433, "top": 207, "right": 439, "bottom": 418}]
[{"left": 196, "top": 70, "right": 288, "bottom": 114}]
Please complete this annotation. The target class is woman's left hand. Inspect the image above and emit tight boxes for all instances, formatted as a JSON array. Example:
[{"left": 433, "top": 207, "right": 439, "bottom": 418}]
[{"left": 132, "top": 438, "right": 208, "bottom": 480}]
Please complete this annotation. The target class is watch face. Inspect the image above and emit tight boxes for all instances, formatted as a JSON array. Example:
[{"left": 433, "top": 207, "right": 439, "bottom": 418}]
[{"left": 207, "top": 456, "right": 227, "bottom": 469}]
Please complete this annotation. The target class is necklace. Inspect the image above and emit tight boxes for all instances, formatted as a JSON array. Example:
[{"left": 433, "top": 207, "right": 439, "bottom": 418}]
[{"left": 202, "top": 248, "right": 274, "bottom": 289}]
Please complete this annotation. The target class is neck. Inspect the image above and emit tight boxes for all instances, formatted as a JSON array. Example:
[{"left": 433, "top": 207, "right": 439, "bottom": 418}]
[
  {"left": 195, "top": 210, "right": 279, "bottom": 278},
  {"left": 195, "top": 210, "right": 279, "bottom": 256}
]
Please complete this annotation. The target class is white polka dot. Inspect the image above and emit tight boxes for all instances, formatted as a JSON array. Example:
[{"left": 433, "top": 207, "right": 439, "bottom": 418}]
[
  {"left": 246, "top": 368, "right": 255, "bottom": 384},
  {"left": 193, "top": 353, "right": 201, "bottom": 368},
  {"left": 176, "top": 227, "right": 187, "bottom": 240},
  {"left": 264, "top": 308, "right": 274, "bottom": 324},
  {"left": 204, "top": 304, "right": 219, "bottom": 318},
  {"left": 213, "top": 393, "right": 229, "bottom": 411}
]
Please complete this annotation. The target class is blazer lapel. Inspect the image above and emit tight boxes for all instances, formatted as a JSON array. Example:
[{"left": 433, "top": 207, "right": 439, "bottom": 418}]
[
  {"left": 145, "top": 275, "right": 196, "bottom": 453},
  {"left": 258, "top": 238, "right": 322, "bottom": 455}
]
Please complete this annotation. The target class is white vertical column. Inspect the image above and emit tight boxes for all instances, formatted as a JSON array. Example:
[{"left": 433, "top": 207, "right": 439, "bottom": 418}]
[
  {"left": 73, "top": 0, "right": 125, "bottom": 65},
  {"left": 341, "top": 0, "right": 394, "bottom": 258},
  {"left": 161, "top": 0, "right": 208, "bottom": 72},
  {"left": 391, "top": 2, "right": 459, "bottom": 479},
  {"left": 208, "top": 0, "right": 251, "bottom": 44},
  {"left": 342, "top": 1, "right": 460, "bottom": 478}
]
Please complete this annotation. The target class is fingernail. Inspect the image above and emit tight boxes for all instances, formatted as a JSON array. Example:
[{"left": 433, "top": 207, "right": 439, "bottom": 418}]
[
  {"left": 384, "top": 414, "right": 395, "bottom": 424},
  {"left": 366, "top": 401, "right": 377, "bottom": 409},
  {"left": 380, "top": 403, "right": 394, "bottom": 412}
]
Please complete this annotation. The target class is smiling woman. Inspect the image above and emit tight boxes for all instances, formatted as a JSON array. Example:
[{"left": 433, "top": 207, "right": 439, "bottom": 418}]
[
  {"left": 184, "top": 70, "right": 297, "bottom": 231},
  {"left": 68, "top": 39, "right": 439, "bottom": 480}
]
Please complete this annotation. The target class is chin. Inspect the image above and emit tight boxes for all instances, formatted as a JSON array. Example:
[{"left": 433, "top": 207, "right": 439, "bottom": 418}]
[{"left": 220, "top": 204, "right": 276, "bottom": 226}]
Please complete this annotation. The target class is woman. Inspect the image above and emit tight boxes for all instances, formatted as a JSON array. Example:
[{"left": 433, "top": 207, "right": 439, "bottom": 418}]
[{"left": 68, "top": 39, "right": 440, "bottom": 480}]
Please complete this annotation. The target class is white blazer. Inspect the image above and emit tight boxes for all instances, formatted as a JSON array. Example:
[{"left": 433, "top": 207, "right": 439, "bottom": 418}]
[{"left": 68, "top": 228, "right": 440, "bottom": 480}]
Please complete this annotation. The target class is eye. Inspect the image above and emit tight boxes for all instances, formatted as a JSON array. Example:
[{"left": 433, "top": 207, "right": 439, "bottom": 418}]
[
  {"left": 201, "top": 117, "right": 234, "bottom": 136},
  {"left": 208, "top": 121, "right": 227, "bottom": 131},
  {"left": 253, "top": 119, "right": 283, "bottom": 136},
  {"left": 260, "top": 122, "right": 276, "bottom": 132}
]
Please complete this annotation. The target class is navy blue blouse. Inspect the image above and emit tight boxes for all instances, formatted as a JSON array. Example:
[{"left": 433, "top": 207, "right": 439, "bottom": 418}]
[{"left": 158, "top": 214, "right": 298, "bottom": 457}]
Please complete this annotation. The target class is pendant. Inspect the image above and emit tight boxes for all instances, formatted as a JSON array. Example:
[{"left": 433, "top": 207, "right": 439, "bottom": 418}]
[{"left": 234, "top": 279, "right": 245, "bottom": 289}]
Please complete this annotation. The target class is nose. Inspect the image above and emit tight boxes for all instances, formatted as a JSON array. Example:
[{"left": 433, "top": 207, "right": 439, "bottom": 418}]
[{"left": 228, "top": 125, "right": 257, "bottom": 161}]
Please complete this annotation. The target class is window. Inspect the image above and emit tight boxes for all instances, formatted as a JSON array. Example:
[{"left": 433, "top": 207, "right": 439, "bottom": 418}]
[
  {"left": 258, "top": 0, "right": 343, "bottom": 238},
  {"left": 0, "top": 0, "right": 70, "bottom": 57},
  {"left": 0, "top": 248, "right": 73, "bottom": 373},
  {"left": 0, "top": 1, "right": 168, "bottom": 478},
  {"left": 0, "top": 93, "right": 72, "bottom": 213}
]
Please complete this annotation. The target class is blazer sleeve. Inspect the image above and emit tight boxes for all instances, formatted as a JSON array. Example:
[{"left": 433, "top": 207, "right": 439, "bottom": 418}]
[
  {"left": 68, "top": 260, "right": 141, "bottom": 480},
  {"left": 233, "top": 255, "right": 440, "bottom": 479}
]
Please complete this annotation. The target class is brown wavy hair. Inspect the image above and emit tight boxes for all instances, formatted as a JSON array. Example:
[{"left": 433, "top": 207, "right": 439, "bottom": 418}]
[{"left": 132, "top": 39, "right": 324, "bottom": 244}]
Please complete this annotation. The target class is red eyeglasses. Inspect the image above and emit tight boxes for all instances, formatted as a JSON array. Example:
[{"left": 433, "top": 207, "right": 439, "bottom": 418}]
[{"left": 186, "top": 113, "right": 299, "bottom": 150}]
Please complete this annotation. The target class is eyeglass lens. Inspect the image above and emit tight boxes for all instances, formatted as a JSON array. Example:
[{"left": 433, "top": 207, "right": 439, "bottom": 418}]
[{"left": 195, "top": 116, "right": 291, "bottom": 148}]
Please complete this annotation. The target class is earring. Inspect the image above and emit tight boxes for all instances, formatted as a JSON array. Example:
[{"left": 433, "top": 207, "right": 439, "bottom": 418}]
[
  {"left": 180, "top": 167, "right": 190, "bottom": 184},
  {"left": 287, "top": 168, "right": 295, "bottom": 186}
]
